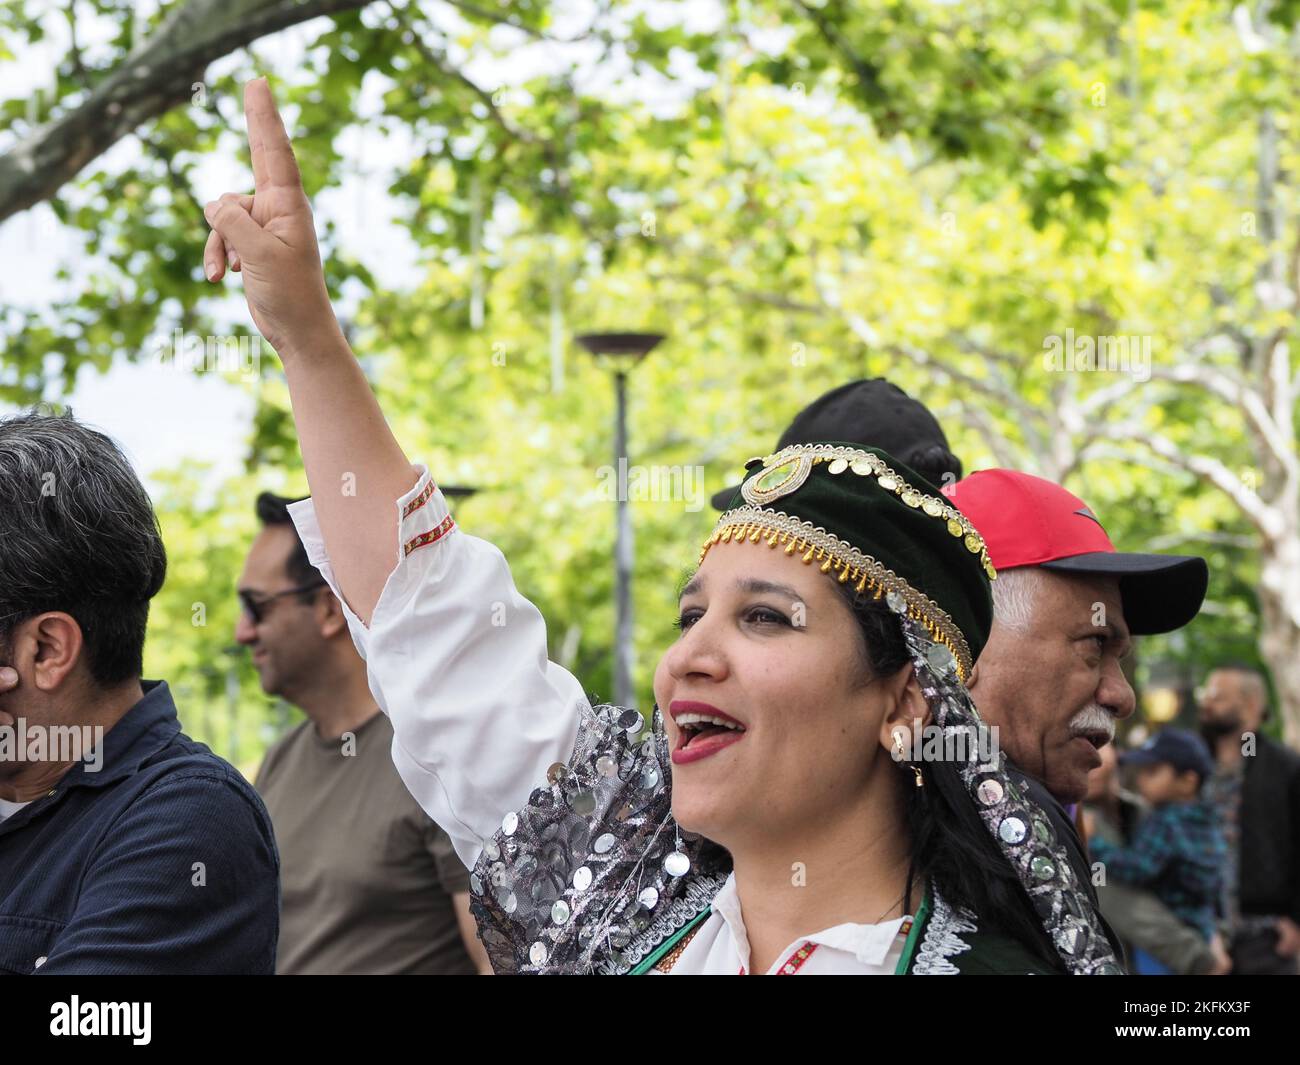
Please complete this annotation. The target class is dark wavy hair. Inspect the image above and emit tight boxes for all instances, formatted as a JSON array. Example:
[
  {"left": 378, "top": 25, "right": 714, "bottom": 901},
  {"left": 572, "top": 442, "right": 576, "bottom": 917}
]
[
  {"left": 831, "top": 581, "right": 1060, "bottom": 968},
  {"left": 0, "top": 410, "right": 167, "bottom": 686}
]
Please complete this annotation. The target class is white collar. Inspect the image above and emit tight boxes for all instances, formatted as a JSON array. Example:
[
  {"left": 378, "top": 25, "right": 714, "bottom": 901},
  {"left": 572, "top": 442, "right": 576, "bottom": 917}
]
[{"left": 710, "top": 872, "right": 911, "bottom": 971}]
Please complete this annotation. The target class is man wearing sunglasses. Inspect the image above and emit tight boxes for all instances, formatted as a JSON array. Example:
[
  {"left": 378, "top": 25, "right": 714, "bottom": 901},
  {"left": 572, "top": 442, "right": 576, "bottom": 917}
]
[{"left": 242, "top": 493, "right": 490, "bottom": 974}]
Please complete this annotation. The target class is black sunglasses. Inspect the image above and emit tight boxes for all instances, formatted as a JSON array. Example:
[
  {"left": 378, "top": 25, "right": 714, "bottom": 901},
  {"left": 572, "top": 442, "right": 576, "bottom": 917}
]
[{"left": 238, "top": 580, "right": 327, "bottom": 624}]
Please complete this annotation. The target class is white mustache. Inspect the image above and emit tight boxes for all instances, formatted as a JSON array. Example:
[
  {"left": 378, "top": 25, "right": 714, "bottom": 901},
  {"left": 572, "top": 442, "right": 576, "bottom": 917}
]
[{"left": 1068, "top": 703, "right": 1117, "bottom": 742}]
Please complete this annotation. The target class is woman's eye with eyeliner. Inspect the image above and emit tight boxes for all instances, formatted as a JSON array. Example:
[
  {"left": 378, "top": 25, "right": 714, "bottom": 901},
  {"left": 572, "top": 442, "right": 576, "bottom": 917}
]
[
  {"left": 746, "top": 607, "right": 789, "bottom": 626},
  {"left": 674, "top": 610, "right": 702, "bottom": 631}
]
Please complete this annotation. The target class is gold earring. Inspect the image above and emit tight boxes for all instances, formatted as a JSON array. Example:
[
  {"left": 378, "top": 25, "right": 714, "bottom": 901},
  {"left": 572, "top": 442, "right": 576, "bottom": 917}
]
[{"left": 892, "top": 730, "right": 923, "bottom": 787}]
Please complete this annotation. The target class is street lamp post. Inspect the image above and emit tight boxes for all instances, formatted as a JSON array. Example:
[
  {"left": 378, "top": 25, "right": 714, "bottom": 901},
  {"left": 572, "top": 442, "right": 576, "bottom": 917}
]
[{"left": 576, "top": 332, "right": 665, "bottom": 710}]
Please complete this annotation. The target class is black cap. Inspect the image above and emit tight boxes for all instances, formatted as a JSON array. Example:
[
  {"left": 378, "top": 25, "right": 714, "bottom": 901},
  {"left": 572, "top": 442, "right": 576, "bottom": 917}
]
[
  {"left": 712, "top": 379, "right": 961, "bottom": 510},
  {"left": 1120, "top": 727, "right": 1215, "bottom": 782},
  {"left": 1040, "top": 551, "right": 1209, "bottom": 636}
]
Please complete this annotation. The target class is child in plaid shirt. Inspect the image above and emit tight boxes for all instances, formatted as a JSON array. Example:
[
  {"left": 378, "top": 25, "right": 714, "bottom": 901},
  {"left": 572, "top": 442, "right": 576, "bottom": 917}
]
[{"left": 1088, "top": 728, "right": 1226, "bottom": 973}]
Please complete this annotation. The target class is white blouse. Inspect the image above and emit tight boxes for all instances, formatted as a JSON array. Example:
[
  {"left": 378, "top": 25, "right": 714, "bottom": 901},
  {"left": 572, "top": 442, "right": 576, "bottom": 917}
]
[
  {"left": 288, "top": 466, "right": 907, "bottom": 974},
  {"left": 661, "top": 873, "right": 912, "bottom": 974}
]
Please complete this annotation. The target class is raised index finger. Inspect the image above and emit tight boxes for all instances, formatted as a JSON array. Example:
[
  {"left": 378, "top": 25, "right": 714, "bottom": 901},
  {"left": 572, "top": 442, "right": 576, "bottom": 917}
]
[{"left": 244, "top": 77, "right": 302, "bottom": 193}]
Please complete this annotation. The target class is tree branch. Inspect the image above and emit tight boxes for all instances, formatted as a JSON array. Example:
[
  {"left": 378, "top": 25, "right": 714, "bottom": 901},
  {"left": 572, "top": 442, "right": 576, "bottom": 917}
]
[
  {"left": 877, "top": 338, "right": 1045, "bottom": 435},
  {"left": 387, "top": 1, "right": 537, "bottom": 144},
  {"left": 0, "top": 0, "right": 376, "bottom": 224},
  {"left": 951, "top": 403, "right": 1027, "bottom": 470},
  {"left": 1098, "top": 424, "right": 1283, "bottom": 539}
]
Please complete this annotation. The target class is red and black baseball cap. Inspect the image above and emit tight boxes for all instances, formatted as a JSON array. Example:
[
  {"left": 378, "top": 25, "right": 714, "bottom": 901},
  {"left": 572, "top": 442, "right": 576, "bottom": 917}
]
[{"left": 943, "top": 469, "right": 1208, "bottom": 635}]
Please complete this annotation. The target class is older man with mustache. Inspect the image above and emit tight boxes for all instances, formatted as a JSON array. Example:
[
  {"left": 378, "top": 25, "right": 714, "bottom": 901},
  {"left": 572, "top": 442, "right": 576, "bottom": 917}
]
[{"left": 948, "top": 469, "right": 1221, "bottom": 972}]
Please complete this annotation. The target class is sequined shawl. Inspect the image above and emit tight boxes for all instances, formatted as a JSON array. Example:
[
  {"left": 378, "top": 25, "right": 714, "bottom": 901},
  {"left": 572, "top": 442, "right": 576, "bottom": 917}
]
[{"left": 469, "top": 612, "right": 1123, "bottom": 974}]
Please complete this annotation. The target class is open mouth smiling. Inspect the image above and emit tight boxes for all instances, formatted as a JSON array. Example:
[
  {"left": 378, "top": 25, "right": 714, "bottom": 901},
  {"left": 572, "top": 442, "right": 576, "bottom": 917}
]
[{"left": 670, "top": 702, "right": 747, "bottom": 765}]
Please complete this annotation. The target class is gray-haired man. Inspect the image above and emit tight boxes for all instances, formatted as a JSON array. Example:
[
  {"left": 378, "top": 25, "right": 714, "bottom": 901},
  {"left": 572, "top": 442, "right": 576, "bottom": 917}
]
[{"left": 950, "top": 467, "right": 1224, "bottom": 973}]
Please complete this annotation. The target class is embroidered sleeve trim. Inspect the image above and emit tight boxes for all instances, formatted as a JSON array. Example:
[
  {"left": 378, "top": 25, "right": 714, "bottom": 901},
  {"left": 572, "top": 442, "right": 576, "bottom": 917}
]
[
  {"left": 403, "top": 514, "right": 456, "bottom": 556},
  {"left": 401, "top": 479, "right": 437, "bottom": 519}
]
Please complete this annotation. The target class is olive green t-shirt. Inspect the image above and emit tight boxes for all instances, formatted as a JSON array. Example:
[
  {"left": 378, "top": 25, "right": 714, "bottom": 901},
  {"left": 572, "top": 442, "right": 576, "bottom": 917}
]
[{"left": 255, "top": 710, "right": 475, "bottom": 974}]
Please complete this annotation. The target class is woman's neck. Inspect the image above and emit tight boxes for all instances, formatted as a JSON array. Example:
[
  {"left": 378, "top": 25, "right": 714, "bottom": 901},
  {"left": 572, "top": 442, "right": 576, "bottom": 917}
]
[{"left": 726, "top": 784, "right": 915, "bottom": 975}]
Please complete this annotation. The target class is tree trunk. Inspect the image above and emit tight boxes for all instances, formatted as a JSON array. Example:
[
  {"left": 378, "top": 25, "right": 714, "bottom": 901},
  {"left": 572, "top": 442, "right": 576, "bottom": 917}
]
[{"left": 1257, "top": 526, "right": 1300, "bottom": 746}]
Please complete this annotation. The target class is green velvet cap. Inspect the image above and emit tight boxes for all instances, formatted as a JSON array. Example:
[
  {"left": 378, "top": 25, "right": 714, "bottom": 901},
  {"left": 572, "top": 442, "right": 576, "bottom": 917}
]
[{"left": 703, "top": 442, "right": 995, "bottom": 679}]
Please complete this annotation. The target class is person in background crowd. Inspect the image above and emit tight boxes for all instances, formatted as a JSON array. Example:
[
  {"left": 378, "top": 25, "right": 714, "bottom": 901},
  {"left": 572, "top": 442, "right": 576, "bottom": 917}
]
[
  {"left": 244, "top": 493, "right": 490, "bottom": 974},
  {"left": 1085, "top": 743, "right": 1231, "bottom": 974},
  {"left": 946, "top": 470, "right": 1209, "bottom": 966},
  {"left": 0, "top": 411, "right": 278, "bottom": 975},
  {"left": 1199, "top": 664, "right": 1300, "bottom": 975},
  {"left": 1084, "top": 729, "right": 1225, "bottom": 975}
]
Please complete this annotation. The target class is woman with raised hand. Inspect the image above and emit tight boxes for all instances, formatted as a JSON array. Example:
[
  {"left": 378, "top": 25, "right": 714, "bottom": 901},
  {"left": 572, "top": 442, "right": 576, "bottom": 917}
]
[{"left": 201, "top": 79, "right": 1121, "bottom": 974}]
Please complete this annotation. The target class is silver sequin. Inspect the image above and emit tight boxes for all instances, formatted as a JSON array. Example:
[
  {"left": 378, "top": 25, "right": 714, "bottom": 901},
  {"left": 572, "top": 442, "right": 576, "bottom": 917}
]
[
  {"left": 502, "top": 811, "right": 518, "bottom": 836},
  {"left": 596, "top": 755, "right": 619, "bottom": 777},
  {"left": 664, "top": 851, "right": 690, "bottom": 877},
  {"left": 572, "top": 866, "right": 593, "bottom": 891},
  {"left": 998, "top": 816, "right": 1028, "bottom": 845},
  {"left": 638, "top": 887, "right": 660, "bottom": 910},
  {"left": 551, "top": 900, "right": 571, "bottom": 925},
  {"left": 594, "top": 833, "right": 616, "bottom": 854},
  {"left": 976, "top": 779, "right": 1004, "bottom": 806},
  {"left": 925, "top": 644, "right": 956, "bottom": 676},
  {"left": 529, "top": 941, "right": 548, "bottom": 966}
]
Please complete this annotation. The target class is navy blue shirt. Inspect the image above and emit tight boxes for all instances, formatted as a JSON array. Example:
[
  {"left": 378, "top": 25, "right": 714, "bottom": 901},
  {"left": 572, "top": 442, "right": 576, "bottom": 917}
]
[{"left": 0, "top": 681, "right": 279, "bottom": 974}]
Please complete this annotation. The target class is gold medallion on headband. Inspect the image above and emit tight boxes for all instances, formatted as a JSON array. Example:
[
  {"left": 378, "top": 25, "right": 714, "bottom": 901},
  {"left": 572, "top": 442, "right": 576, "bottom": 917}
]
[{"left": 741, "top": 452, "right": 814, "bottom": 505}]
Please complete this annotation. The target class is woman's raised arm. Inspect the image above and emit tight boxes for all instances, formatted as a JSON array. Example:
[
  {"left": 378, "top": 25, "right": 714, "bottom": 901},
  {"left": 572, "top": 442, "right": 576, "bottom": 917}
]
[
  {"left": 202, "top": 78, "right": 415, "bottom": 625},
  {"left": 200, "top": 79, "right": 588, "bottom": 867}
]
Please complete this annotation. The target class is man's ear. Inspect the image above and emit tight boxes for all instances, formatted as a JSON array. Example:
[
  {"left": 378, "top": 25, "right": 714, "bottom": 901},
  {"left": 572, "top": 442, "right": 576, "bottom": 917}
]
[
  {"left": 965, "top": 659, "right": 982, "bottom": 693},
  {"left": 878, "top": 663, "right": 931, "bottom": 755},
  {"left": 317, "top": 590, "right": 348, "bottom": 640},
  {"left": 24, "top": 613, "right": 85, "bottom": 692}
]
